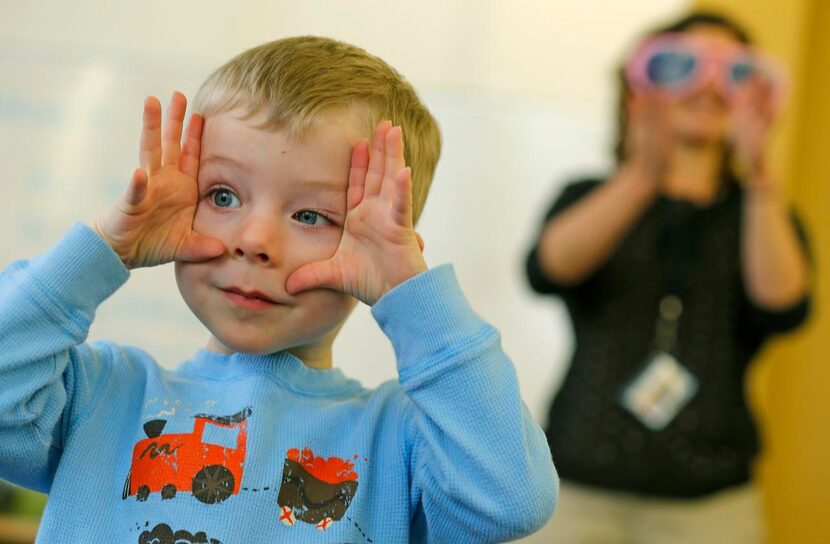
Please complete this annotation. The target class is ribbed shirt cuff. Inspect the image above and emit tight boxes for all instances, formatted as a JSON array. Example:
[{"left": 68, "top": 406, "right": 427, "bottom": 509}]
[
  {"left": 27, "top": 223, "right": 130, "bottom": 314},
  {"left": 371, "top": 265, "right": 489, "bottom": 377}
]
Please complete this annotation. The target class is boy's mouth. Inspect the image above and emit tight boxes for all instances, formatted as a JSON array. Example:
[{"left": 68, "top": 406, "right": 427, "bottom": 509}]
[{"left": 221, "top": 286, "right": 279, "bottom": 309}]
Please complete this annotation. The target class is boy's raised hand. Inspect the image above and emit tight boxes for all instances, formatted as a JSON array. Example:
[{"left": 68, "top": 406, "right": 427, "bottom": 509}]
[
  {"left": 93, "top": 92, "right": 225, "bottom": 269},
  {"left": 286, "top": 121, "right": 427, "bottom": 306}
]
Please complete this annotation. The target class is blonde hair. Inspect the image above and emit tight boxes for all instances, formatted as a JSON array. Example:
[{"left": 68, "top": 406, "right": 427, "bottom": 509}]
[{"left": 194, "top": 36, "right": 441, "bottom": 223}]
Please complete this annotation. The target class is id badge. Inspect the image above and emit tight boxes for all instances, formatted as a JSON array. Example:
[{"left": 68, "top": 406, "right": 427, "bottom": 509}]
[{"left": 620, "top": 352, "right": 698, "bottom": 431}]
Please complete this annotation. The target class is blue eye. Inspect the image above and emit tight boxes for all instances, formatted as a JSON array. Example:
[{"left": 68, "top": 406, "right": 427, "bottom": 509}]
[
  {"left": 294, "top": 210, "right": 331, "bottom": 226},
  {"left": 210, "top": 188, "right": 241, "bottom": 208}
]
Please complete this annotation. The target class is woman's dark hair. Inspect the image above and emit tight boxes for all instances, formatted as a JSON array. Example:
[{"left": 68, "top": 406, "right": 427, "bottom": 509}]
[
  {"left": 613, "top": 11, "right": 755, "bottom": 166},
  {"left": 660, "top": 12, "right": 752, "bottom": 44}
]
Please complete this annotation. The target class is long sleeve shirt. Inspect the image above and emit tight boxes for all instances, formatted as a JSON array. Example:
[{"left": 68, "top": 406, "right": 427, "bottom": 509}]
[{"left": 0, "top": 224, "right": 558, "bottom": 543}]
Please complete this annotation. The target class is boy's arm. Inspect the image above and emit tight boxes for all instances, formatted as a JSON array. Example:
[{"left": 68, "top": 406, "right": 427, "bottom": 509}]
[
  {"left": 0, "top": 225, "right": 128, "bottom": 491},
  {"left": 0, "top": 92, "right": 223, "bottom": 491},
  {"left": 373, "top": 267, "right": 559, "bottom": 542},
  {"left": 287, "top": 123, "right": 558, "bottom": 540}
]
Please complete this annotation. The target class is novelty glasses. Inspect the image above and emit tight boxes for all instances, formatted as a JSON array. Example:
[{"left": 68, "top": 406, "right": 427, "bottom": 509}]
[{"left": 625, "top": 33, "right": 786, "bottom": 104}]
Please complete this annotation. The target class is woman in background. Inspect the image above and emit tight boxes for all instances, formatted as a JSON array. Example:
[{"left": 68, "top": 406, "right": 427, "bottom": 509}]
[{"left": 523, "top": 11, "right": 811, "bottom": 543}]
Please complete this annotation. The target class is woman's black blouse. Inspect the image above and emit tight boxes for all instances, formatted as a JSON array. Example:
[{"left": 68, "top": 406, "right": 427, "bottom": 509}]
[{"left": 526, "top": 178, "right": 811, "bottom": 498}]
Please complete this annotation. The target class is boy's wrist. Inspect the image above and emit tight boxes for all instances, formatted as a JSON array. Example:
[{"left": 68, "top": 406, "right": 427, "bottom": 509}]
[
  {"left": 90, "top": 219, "right": 111, "bottom": 249},
  {"left": 89, "top": 218, "right": 127, "bottom": 268},
  {"left": 90, "top": 216, "right": 142, "bottom": 270},
  {"left": 376, "top": 259, "right": 429, "bottom": 304},
  {"left": 372, "top": 265, "right": 489, "bottom": 374}
]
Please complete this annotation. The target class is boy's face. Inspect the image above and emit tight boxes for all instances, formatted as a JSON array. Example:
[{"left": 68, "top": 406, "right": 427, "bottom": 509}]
[{"left": 175, "top": 108, "right": 364, "bottom": 367}]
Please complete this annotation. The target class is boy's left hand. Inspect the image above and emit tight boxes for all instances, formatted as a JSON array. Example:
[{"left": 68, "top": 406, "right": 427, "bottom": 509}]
[{"left": 286, "top": 121, "right": 427, "bottom": 306}]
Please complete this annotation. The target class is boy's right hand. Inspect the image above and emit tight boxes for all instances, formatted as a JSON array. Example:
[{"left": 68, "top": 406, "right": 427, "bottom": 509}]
[{"left": 92, "top": 92, "right": 225, "bottom": 269}]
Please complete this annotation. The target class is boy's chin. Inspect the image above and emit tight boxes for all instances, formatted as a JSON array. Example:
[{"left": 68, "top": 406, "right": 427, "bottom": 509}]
[{"left": 205, "top": 334, "right": 284, "bottom": 356}]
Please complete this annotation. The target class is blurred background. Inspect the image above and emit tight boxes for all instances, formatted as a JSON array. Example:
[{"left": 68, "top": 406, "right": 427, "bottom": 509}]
[{"left": 0, "top": 0, "right": 826, "bottom": 542}]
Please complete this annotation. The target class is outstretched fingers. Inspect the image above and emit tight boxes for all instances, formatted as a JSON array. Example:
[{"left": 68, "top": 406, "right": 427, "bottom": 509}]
[
  {"left": 140, "top": 96, "right": 163, "bottom": 172},
  {"left": 161, "top": 91, "right": 187, "bottom": 168},
  {"left": 381, "top": 126, "right": 407, "bottom": 201},
  {"left": 347, "top": 140, "right": 370, "bottom": 210},
  {"left": 364, "top": 121, "right": 392, "bottom": 197},
  {"left": 384, "top": 126, "right": 406, "bottom": 178},
  {"left": 180, "top": 113, "right": 204, "bottom": 180},
  {"left": 391, "top": 166, "right": 414, "bottom": 226}
]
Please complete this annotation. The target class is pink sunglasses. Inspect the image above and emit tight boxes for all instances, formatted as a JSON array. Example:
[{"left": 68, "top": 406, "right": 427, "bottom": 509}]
[{"left": 625, "top": 33, "right": 786, "bottom": 105}]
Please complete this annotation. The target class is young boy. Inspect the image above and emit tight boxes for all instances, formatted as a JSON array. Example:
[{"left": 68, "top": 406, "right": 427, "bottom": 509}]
[{"left": 0, "top": 36, "right": 557, "bottom": 542}]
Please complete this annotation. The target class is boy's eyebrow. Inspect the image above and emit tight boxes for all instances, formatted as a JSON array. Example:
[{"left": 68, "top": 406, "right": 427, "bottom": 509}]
[
  {"left": 201, "top": 154, "right": 250, "bottom": 171},
  {"left": 202, "top": 154, "right": 346, "bottom": 193},
  {"left": 293, "top": 179, "right": 347, "bottom": 193}
]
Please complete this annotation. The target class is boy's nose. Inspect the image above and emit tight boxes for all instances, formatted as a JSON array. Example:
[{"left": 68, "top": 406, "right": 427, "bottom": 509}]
[{"left": 233, "top": 219, "right": 281, "bottom": 266}]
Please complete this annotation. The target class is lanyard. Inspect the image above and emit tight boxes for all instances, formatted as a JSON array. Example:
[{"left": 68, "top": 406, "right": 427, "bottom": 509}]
[{"left": 652, "top": 200, "right": 702, "bottom": 353}]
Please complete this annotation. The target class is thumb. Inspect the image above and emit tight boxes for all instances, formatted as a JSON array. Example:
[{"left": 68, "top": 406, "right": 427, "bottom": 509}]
[
  {"left": 125, "top": 168, "right": 149, "bottom": 206},
  {"left": 286, "top": 259, "right": 342, "bottom": 295},
  {"left": 176, "top": 232, "right": 226, "bottom": 262}
]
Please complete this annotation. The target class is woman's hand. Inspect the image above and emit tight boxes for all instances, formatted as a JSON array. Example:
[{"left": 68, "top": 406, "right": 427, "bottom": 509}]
[
  {"left": 731, "top": 77, "right": 779, "bottom": 190},
  {"left": 621, "top": 90, "right": 673, "bottom": 190}
]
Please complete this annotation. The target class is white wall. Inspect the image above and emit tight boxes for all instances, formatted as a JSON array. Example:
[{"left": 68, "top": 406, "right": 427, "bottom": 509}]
[{"left": 0, "top": 0, "right": 687, "bottom": 422}]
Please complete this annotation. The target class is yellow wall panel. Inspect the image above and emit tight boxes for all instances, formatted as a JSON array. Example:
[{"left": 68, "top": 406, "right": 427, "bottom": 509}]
[{"left": 697, "top": 1, "right": 830, "bottom": 542}]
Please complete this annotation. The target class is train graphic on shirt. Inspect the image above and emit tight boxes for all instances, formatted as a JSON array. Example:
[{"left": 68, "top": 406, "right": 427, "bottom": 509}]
[
  {"left": 276, "top": 447, "right": 360, "bottom": 531},
  {"left": 122, "top": 407, "right": 252, "bottom": 504},
  {"left": 121, "top": 406, "right": 369, "bottom": 537}
]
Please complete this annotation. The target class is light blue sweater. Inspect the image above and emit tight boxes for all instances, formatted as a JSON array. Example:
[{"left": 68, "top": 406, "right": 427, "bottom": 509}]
[{"left": 0, "top": 224, "right": 557, "bottom": 543}]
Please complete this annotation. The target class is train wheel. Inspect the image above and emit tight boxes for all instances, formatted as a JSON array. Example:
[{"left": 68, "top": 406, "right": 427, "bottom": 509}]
[
  {"left": 192, "top": 465, "right": 235, "bottom": 504},
  {"left": 136, "top": 485, "right": 150, "bottom": 502},
  {"left": 161, "top": 484, "right": 177, "bottom": 500}
]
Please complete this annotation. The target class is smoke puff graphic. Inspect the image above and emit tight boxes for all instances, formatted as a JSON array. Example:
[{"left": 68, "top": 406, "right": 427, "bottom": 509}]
[{"left": 138, "top": 523, "right": 222, "bottom": 544}]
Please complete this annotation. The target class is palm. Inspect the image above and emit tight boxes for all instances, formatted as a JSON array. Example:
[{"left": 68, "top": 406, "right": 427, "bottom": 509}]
[
  {"left": 330, "top": 191, "right": 424, "bottom": 303},
  {"left": 286, "top": 122, "right": 426, "bottom": 306},
  {"left": 118, "top": 166, "right": 200, "bottom": 266}
]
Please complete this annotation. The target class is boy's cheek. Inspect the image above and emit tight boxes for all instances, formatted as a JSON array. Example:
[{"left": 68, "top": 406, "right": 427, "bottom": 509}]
[
  {"left": 192, "top": 208, "right": 234, "bottom": 246},
  {"left": 294, "top": 234, "right": 340, "bottom": 264},
  {"left": 173, "top": 263, "right": 197, "bottom": 305},
  {"left": 192, "top": 205, "right": 214, "bottom": 234}
]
